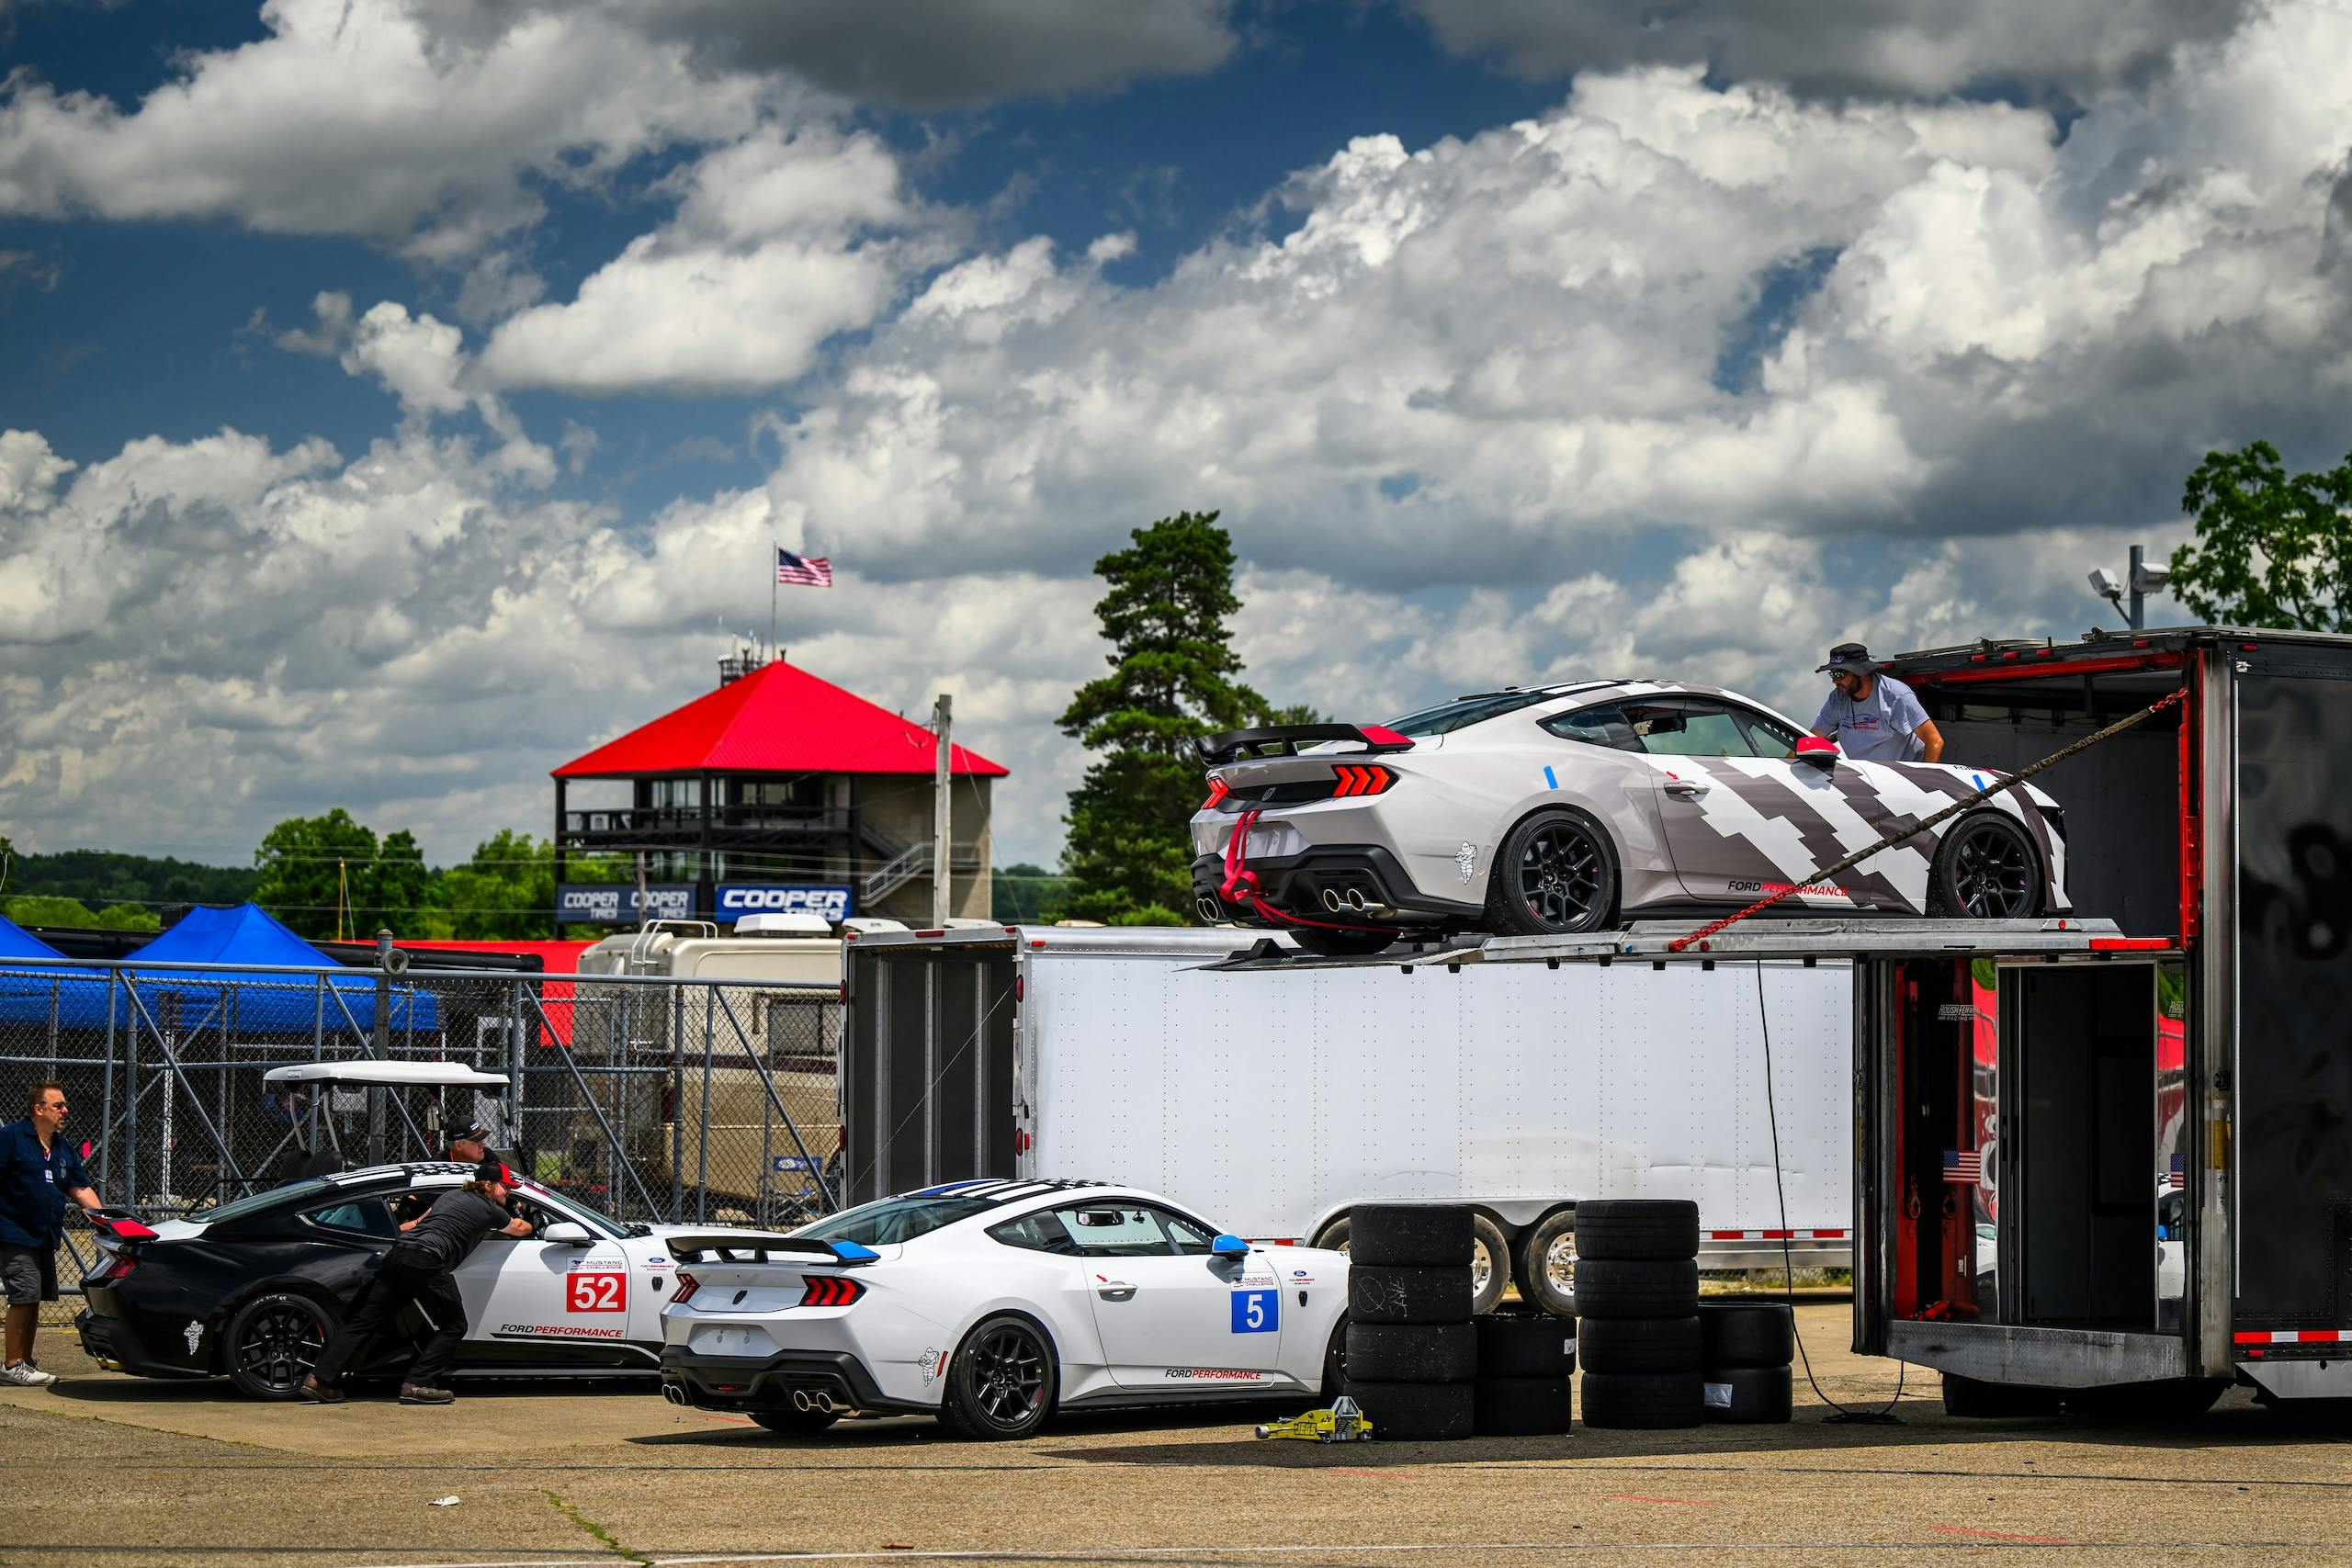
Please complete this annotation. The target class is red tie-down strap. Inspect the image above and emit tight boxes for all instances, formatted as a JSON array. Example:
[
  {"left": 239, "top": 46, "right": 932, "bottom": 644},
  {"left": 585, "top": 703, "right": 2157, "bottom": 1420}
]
[{"left": 1216, "top": 807, "right": 1391, "bottom": 934}]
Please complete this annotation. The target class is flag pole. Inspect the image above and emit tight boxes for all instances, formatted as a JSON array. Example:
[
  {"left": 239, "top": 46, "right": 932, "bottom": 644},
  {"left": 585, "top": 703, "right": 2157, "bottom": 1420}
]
[{"left": 768, "top": 540, "right": 778, "bottom": 664}]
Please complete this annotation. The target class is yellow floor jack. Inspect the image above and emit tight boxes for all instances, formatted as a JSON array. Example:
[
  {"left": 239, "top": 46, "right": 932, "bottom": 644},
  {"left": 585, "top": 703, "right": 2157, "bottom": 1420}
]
[{"left": 1255, "top": 1395, "right": 1374, "bottom": 1442}]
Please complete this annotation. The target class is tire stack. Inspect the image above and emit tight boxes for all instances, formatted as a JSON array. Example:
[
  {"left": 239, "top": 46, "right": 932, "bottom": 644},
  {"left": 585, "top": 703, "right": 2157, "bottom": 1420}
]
[
  {"left": 1343, "top": 1204, "right": 1476, "bottom": 1440},
  {"left": 1572, "top": 1199, "right": 1703, "bottom": 1430},
  {"left": 1699, "top": 1303, "right": 1795, "bottom": 1423},
  {"left": 1473, "top": 1312, "right": 1577, "bottom": 1435}
]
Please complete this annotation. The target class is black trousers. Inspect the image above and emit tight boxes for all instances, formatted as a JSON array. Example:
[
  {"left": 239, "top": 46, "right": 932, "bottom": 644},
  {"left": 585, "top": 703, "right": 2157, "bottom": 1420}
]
[{"left": 311, "top": 1260, "right": 467, "bottom": 1390}]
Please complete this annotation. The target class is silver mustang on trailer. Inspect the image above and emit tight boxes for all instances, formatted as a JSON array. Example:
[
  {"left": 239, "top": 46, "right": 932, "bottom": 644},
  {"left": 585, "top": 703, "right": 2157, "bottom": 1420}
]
[{"left": 1189, "top": 679, "right": 2071, "bottom": 955}]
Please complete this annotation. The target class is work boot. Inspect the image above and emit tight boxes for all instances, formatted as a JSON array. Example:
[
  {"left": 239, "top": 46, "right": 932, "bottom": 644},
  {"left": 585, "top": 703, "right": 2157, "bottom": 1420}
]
[
  {"left": 299, "top": 1374, "right": 345, "bottom": 1404},
  {"left": 399, "top": 1383, "right": 454, "bottom": 1404}
]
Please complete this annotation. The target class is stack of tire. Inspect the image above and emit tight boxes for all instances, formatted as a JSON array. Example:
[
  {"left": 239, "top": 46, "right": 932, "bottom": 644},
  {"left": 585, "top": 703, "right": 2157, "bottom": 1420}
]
[
  {"left": 1699, "top": 1302, "right": 1795, "bottom": 1423},
  {"left": 1572, "top": 1199, "right": 1703, "bottom": 1430},
  {"left": 1343, "top": 1204, "right": 1476, "bottom": 1440},
  {"left": 1472, "top": 1312, "right": 1577, "bottom": 1435}
]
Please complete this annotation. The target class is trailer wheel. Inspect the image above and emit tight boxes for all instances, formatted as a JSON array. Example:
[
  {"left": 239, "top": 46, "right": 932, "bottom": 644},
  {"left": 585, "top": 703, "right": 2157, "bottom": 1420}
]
[
  {"left": 1697, "top": 1302, "right": 1795, "bottom": 1369},
  {"left": 1566, "top": 1199, "right": 1699, "bottom": 1261},
  {"left": 1348, "top": 1265, "right": 1474, "bottom": 1325},
  {"left": 1347, "top": 1322, "right": 1477, "bottom": 1382},
  {"left": 1516, "top": 1211, "right": 1579, "bottom": 1316},
  {"left": 1474, "top": 1375, "right": 1571, "bottom": 1436},
  {"left": 1930, "top": 813, "right": 2043, "bottom": 919},
  {"left": 1348, "top": 1204, "right": 1474, "bottom": 1267},
  {"left": 1579, "top": 1314, "right": 1700, "bottom": 1376},
  {"left": 1340, "top": 1377, "right": 1476, "bottom": 1440},
  {"left": 1474, "top": 1312, "right": 1577, "bottom": 1378},
  {"left": 1579, "top": 1371, "right": 1702, "bottom": 1429},
  {"left": 1487, "top": 809, "right": 1619, "bottom": 935},
  {"left": 1469, "top": 1214, "right": 1510, "bottom": 1314},
  {"left": 1571, "top": 1258, "right": 1699, "bottom": 1320},
  {"left": 1702, "top": 1364, "right": 1792, "bottom": 1424}
]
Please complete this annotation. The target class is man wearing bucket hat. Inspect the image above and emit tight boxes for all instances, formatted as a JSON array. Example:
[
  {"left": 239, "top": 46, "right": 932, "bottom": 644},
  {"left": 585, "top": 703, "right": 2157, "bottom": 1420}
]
[{"left": 1812, "top": 642, "right": 1942, "bottom": 763}]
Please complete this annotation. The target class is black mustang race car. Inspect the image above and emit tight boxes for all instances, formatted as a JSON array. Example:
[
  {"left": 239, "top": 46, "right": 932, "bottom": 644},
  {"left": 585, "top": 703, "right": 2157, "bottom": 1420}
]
[{"left": 77, "top": 1162, "right": 718, "bottom": 1399}]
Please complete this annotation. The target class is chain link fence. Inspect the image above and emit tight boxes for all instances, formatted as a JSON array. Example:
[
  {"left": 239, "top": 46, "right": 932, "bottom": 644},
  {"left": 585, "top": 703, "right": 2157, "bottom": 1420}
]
[{"left": 0, "top": 959, "right": 843, "bottom": 1312}]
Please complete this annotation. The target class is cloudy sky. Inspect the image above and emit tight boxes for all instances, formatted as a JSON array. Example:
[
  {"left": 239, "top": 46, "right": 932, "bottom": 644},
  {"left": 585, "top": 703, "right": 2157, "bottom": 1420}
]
[{"left": 3, "top": 0, "right": 2349, "bottom": 871}]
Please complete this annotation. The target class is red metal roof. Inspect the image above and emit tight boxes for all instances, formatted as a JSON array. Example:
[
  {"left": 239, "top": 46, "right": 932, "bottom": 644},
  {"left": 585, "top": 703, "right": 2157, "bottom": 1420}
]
[{"left": 551, "top": 660, "right": 1010, "bottom": 780}]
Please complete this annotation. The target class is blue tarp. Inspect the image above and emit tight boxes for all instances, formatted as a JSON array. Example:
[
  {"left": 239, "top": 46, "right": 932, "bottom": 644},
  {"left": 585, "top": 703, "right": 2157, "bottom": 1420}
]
[
  {"left": 122, "top": 904, "right": 440, "bottom": 1032},
  {"left": 0, "top": 913, "right": 113, "bottom": 1027}
]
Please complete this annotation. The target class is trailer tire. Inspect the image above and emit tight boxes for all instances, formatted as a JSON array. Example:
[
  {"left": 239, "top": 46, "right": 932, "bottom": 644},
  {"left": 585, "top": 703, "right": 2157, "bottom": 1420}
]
[
  {"left": 1515, "top": 1210, "right": 1579, "bottom": 1316},
  {"left": 1940, "top": 1372, "right": 2065, "bottom": 1418},
  {"left": 1349, "top": 1265, "right": 1474, "bottom": 1325},
  {"left": 1475, "top": 1312, "right": 1577, "bottom": 1378},
  {"left": 1571, "top": 1258, "right": 1699, "bottom": 1319},
  {"left": 1469, "top": 1214, "right": 1510, "bottom": 1314},
  {"left": 1566, "top": 1199, "right": 1698, "bottom": 1261},
  {"left": 1579, "top": 1314, "right": 1700, "bottom": 1375},
  {"left": 1346, "top": 1322, "right": 1476, "bottom": 1382},
  {"left": 1702, "top": 1364, "right": 1792, "bottom": 1423},
  {"left": 1579, "top": 1371, "right": 1702, "bottom": 1430},
  {"left": 1698, "top": 1302, "right": 1794, "bottom": 1369},
  {"left": 1348, "top": 1204, "right": 1475, "bottom": 1268},
  {"left": 1474, "top": 1375, "right": 1571, "bottom": 1436},
  {"left": 1342, "top": 1377, "right": 1476, "bottom": 1441}
]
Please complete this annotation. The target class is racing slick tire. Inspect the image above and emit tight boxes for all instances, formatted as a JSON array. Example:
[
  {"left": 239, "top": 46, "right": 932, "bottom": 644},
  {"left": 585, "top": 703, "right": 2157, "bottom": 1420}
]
[
  {"left": 1474, "top": 1375, "right": 1571, "bottom": 1437},
  {"left": 224, "top": 1291, "right": 337, "bottom": 1402},
  {"left": 1579, "top": 1314, "right": 1700, "bottom": 1376},
  {"left": 1346, "top": 1322, "right": 1476, "bottom": 1382},
  {"left": 1699, "top": 1302, "right": 1794, "bottom": 1370},
  {"left": 1930, "top": 813, "right": 2043, "bottom": 919},
  {"left": 938, "top": 1314, "right": 1058, "bottom": 1441},
  {"left": 1486, "top": 808, "right": 1619, "bottom": 937},
  {"left": 1346, "top": 1204, "right": 1475, "bottom": 1267},
  {"left": 1570, "top": 1258, "right": 1699, "bottom": 1320},
  {"left": 1514, "top": 1210, "right": 1579, "bottom": 1317},
  {"left": 1475, "top": 1312, "right": 1577, "bottom": 1378},
  {"left": 1579, "top": 1371, "right": 1703, "bottom": 1430},
  {"left": 1702, "top": 1364, "right": 1792, "bottom": 1423},
  {"left": 1288, "top": 928, "right": 1399, "bottom": 957},
  {"left": 1349, "top": 1266, "right": 1474, "bottom": 1325},
  {"left": 1567, "top": 1199, "right": 1699, "bottom": 1262},
  {"left": 1341, "top": 1377, "right": 1475, "bottom": 1441},
  {"left": 750, "top": 1406, "right": 842, "bottom": 1435}
]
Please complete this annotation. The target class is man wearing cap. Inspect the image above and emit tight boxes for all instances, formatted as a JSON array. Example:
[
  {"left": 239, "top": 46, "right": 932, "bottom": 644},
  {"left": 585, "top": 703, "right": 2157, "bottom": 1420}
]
[
  {"left": 302, "top": 1160, "right": 532, "bottom": 1405},
  {"left": 1813, "top": 642, "right": 1943, "bottom": 763}
]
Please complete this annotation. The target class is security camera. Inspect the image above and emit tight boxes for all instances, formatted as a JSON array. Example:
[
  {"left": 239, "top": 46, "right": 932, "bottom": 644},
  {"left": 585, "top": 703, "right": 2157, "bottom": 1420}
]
[{"left": 2087, "top": 567, "right": 2123, "bottom": 599}]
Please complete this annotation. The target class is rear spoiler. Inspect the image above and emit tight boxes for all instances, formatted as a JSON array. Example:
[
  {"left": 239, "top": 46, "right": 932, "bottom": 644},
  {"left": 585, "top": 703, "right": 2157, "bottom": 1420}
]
[
  {"left": 1195, "top": 723, "right": 1416, "bottom": 767},
  {"left": 662, "top": 1233, "right": 881, "bottom": 1267}
]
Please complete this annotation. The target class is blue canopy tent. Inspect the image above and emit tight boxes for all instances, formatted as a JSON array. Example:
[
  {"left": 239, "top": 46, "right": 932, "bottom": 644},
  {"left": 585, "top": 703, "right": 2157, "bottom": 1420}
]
[
  {"left": 0, "top": 912, "right": 114, "bottom": 1028},
  {"left": 120, "top": 904, "right": 441, "bottom": 1034}
]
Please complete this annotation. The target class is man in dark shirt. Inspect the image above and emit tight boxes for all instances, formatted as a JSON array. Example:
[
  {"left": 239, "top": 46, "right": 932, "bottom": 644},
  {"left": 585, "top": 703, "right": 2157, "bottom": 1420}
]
[
  {"left": 3, "top": 1081, "right": 103, "bottom": 1388},
  {"left": 301, "top": 1161, "right": 532, "bottom": 1405}
]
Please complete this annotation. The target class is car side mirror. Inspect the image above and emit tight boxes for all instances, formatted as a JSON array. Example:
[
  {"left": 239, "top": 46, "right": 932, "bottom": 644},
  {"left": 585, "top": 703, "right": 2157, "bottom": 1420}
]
[
  {"left": 1794, "top": 737, "right": 1839, "bottom": 770},
  {"left": 540, "top": 1221, "right": 592, "bottom": 1245},
  {"left": 1211, "top": 1234, "right": 1250, "bottom": 1258}
]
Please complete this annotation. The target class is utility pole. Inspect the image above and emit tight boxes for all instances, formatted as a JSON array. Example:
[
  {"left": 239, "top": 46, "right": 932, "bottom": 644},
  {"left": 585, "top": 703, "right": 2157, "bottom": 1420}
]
[
  {"left": 932, "top": 694, "right": 953, "bottom": 927},
  {"left": 2128, "top": 544, "right": 2148, "bottom": 632}
]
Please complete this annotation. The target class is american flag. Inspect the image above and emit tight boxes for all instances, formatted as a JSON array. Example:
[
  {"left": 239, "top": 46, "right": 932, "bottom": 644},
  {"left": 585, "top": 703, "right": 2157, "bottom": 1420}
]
[
  {"left": 776, "top": 547, "right": 833, "bottom": 588},
  {"left": 1942, "top": 1149, "right": 1983, "bottom": 1184},
  {"left": 2168, "top": 1152, "right": 2187, "bottom": 1190}
]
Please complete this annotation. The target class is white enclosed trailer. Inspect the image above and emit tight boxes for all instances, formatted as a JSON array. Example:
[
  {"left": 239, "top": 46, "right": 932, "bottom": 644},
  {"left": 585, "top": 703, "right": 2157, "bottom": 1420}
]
[{"left": 842, "top": 926, "right": 1852, "bottom": 1311}]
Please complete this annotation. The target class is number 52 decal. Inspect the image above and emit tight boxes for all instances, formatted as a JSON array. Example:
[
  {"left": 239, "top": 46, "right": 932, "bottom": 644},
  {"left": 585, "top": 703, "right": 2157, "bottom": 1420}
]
[
  {"left": 567, "top": 1271, "right": 627, "bottom": 1312},
  {"left": 1230, "top": 1289, "right": 1278, "bottom": 1334}
]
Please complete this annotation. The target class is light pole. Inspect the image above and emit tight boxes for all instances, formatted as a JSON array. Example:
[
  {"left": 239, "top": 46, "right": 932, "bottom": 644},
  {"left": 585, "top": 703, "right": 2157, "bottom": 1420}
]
[{"left": 2088, "top": 544, "right": 2171, "bottom": 631}]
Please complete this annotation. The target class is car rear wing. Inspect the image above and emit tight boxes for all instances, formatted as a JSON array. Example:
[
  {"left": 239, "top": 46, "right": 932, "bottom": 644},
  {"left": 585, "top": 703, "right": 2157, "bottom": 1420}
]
[
  {"left": 662, "top": 1233, "right": 881, "bottom": 1266},
  {"left": 1195, "top": 723, "right": 1416, "bottom": 766}
]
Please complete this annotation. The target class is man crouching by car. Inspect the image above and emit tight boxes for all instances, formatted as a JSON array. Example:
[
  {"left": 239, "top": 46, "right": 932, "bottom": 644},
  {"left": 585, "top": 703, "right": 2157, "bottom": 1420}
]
[{"left": 301, "top": 1161, "right": 531, "bottom": 1406}]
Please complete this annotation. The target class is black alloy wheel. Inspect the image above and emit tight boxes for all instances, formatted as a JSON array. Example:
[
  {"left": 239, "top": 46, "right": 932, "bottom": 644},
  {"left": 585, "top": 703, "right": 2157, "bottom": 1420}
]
[
  {"left": 224, "top": 1292, "right": 334, "bottom": 1402},
  {"left": 1489, "top": 810, "right": 1619, "bottom": 935},
  {"left": 1937, "top": 815, "right": 2041, "bottom": 919},
  {"left": 941, "top": 1315, "right": 1056, "bottom": 1440}
]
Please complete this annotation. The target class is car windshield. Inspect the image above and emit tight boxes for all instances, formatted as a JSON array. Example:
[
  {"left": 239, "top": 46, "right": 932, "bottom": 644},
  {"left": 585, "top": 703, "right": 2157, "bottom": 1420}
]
[
  {"left": 792, "top": 1194, "right": 996, "bottom": 1246},
  {"left": 1386, "top": 690, "right": 1561, "bottom": 737}
]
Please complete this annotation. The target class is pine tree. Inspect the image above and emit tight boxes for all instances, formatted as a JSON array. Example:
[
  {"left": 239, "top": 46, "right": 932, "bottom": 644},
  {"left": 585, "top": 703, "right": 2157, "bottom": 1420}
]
[{"left": 1056, "top": 512, "right": 1268, "bottom": 924}]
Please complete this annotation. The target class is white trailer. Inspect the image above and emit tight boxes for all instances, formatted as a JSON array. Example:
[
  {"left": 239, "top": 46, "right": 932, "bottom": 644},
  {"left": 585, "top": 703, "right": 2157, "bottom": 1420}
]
[{"left": 842, "top": 926, "right": 1852, "bottom": 1314}]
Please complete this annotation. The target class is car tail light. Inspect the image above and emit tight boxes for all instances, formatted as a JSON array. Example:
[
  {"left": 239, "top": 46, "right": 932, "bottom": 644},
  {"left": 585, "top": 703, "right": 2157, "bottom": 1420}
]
[
  {"left": 800, "top": 1275, "right": 866, "bottom": 1308},
  {"left": 1329, "top": 764, "right": 1396, "bottom": 797},
  {"left": 673, "top": 1271, "right": 700, "bottom": 1306},
  {"left": 91, "top": 1252, "right": 137, "bottom": 1284},
  {"left": 1202, "top": 776, "right": 1230, "bottom": 810}
]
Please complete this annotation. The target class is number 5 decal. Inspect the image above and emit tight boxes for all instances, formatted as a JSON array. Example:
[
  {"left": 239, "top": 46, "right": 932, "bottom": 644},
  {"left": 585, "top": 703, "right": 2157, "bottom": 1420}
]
[
  {"left": 567, "top": 1271, "right": 627, "bottom": 1312},
  {"left": 1230, "top": 1289, "right": 1278, "bottom": 1334}
]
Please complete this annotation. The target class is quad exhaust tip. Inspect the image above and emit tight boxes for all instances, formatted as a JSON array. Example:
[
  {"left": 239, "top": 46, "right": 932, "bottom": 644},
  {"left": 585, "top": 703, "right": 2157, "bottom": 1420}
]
[
  {"left": 1196, "top": 897, "right": 1223, "bottom": 922},
  {"left": 790, "top": 1389, "right": 839, "bottom": 1414},
  {"left": 662, "top": 1383, "right": 686, "bottom": 1406},
  {"left": 1320, "top": 888, "right": 1344, "bottom": 913},
  {"left": 1343, "top": 888, "right": 1369, "bottom": 913}
]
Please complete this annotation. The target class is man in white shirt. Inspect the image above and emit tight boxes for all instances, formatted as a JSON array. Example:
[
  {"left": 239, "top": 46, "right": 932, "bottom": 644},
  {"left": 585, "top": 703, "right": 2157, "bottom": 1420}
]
[{"left": 1813, "top": 642, "right": 1943, "bottom": 763}]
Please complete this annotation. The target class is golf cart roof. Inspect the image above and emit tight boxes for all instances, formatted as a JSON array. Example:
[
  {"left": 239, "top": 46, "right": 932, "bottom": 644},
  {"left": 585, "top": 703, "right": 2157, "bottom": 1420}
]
[{"left": 262, "top": 1061, "right": 510, "bottom": 1088}]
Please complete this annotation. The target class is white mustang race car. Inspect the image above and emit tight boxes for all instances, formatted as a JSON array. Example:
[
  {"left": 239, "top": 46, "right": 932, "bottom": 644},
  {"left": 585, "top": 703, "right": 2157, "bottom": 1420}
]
[
  {"left": 1189, "top": 679, "right": 2070, "bottom": 954},
  {"left": 658, "top": 1179, "right": 1351, "bottom": 1439}
]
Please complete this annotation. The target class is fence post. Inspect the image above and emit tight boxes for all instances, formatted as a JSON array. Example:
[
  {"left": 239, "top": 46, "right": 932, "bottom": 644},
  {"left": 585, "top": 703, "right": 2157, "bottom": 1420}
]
[
  {"left": 697, "top": 986, "right": 713, "bottom": 1224},
  {"left": 670, "top": 982, "right": 684, "bottom": 1224},
  {"left": 507, "top": 977, "right": 526, "bottom": 1180},
  {"left": 99, "top": 974, "right": 118, "bottom": 1198}
]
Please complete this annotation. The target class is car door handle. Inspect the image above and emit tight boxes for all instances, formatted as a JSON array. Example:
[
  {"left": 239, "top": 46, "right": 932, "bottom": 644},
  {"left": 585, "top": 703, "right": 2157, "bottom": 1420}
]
[
  {"left": 1096, "top": 1282, "right": 1136, "bottom": 1302},
  {"left": 1663, "top": 780, "right": 1710, "bottom": 799}
]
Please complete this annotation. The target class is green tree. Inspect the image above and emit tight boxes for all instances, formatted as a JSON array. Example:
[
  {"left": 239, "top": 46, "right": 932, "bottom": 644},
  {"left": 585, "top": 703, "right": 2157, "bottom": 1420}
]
[
  {"left": 2169, "top": 440, "right": 2352, "bottom": 631},
  {"left": 1, "top": 895, "right": 160, "bottom": 932},
  {"left": 253, "top": 809, "right": 429, "bottom": 939},
  {"left": 1056, "top": 511, "right": 1270, "bottom": 924},
  {"left": 989, "top": 863, "right": 1066, "bottom": 925}
]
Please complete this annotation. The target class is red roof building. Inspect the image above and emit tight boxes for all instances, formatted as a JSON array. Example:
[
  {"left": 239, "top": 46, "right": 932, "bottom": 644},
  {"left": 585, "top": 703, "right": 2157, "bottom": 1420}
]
[{"left": 550, "top": 656, "right": 1005, "bottom": 931}]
